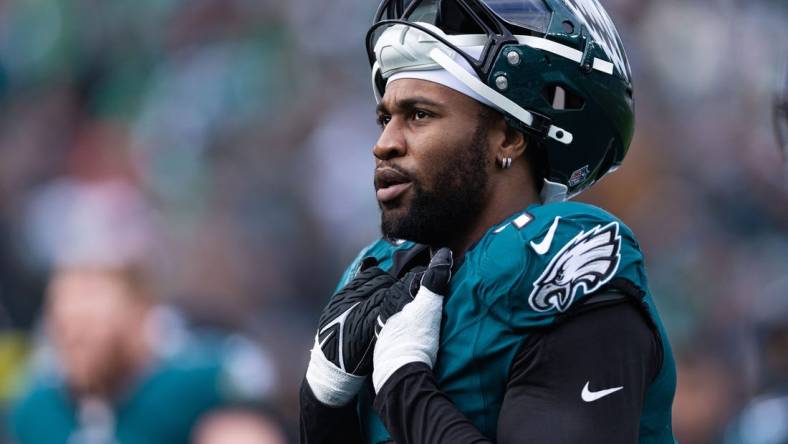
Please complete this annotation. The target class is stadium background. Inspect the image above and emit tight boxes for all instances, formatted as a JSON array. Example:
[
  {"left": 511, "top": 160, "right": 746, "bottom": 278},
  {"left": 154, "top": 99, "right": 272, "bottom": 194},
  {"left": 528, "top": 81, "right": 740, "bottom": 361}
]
[{"left": 0, "top": 0, "right": 786, "bottom": 442}]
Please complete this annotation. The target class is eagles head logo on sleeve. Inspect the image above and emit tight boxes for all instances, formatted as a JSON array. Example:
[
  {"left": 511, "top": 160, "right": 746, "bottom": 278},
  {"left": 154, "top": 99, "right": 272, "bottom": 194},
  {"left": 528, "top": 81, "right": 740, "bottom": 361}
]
[{"left": 528, "top": 222, "right": 622, "bottom": 313}]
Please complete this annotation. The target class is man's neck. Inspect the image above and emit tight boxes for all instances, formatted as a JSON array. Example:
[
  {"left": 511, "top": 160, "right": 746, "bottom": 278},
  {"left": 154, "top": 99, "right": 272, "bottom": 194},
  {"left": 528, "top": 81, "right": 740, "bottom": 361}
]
[{"left": 445, "top": 183, "right": 540, "bottom": 260}]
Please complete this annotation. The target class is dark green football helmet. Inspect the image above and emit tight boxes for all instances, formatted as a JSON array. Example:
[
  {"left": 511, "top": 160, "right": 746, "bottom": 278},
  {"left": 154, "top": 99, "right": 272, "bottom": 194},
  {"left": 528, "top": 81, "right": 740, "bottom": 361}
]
[{"left": 366, "top": 0, "right": 635, "bottom": 201}]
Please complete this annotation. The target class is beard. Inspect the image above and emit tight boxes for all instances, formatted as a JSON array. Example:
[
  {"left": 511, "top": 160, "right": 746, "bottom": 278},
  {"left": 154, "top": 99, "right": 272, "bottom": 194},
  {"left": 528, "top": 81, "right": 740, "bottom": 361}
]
[{"left": 380, "top": 123, "right": 490, "bottom": 246}]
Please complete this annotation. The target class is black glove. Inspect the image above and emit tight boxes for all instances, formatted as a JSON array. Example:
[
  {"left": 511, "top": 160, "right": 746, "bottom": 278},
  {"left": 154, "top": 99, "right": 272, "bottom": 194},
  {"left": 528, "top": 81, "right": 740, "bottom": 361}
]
[
  {"left": 374, "top": 248, "right": 452, "bottom": 335},
  {"left": 306, "top": 252, "right": 448, "bottom": 406},
  {"left": 315, "top": 262, "right": 398, "bottom": 376},
  {"left": 306, "top": 258, "right": 426, "bottom": 406}
]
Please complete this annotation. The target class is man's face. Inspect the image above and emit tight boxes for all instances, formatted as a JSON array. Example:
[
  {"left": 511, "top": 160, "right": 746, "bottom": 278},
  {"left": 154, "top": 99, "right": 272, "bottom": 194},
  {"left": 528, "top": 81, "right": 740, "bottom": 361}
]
[
  {"left": 374, "top": 78, "right": 493, "bottom": 245},
  {"left": 46, "top": 268, "right": 146, "bottom": 395}
]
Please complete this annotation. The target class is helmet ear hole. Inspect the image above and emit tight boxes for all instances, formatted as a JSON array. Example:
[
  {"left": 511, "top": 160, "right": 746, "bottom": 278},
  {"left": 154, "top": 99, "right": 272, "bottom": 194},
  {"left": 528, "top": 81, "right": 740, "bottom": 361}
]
[{"left": 542, "top": 84, "right": 585, "bottom": 110}]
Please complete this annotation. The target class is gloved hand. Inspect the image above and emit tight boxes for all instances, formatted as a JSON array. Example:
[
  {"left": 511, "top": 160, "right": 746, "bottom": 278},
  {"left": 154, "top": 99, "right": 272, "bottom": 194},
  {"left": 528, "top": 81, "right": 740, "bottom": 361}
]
[
  {"left": 372, "top": 248, "right": 453, "bottom": 393},
  {"left": 305, "top": 259, "right": 425, "bottom": 406}
]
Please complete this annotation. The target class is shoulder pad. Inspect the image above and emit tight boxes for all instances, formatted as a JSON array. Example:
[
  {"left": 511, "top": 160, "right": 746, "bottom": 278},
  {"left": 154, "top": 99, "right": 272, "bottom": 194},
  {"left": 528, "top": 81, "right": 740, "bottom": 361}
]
[{"left": 470, "top": 202, "right": 646, "bottom": 324}]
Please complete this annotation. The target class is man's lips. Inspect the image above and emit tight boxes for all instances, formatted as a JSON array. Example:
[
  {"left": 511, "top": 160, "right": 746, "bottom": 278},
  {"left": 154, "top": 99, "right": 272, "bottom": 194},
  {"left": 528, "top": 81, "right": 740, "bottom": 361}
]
[
  {"left": 375, "top": 168, "right": 412, "bottom": 204},
  {"left": 376, "top": 182, "right": 412, "bottom": 203}
]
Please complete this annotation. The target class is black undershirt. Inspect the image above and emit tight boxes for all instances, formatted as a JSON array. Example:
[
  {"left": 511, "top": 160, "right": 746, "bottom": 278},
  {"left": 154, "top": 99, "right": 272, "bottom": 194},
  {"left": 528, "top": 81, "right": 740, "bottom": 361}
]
[{"left": 300, "top": 295, "right": 662, "bottom": 444}]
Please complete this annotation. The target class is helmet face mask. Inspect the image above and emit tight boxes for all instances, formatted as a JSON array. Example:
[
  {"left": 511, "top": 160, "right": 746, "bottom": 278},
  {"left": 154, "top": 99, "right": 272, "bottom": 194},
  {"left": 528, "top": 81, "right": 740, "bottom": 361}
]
[
  {"left": 368, "top": 0, "right": 527, "bottom": 84},
  {"left": 367, "top": 0, "right": 635, "bottom": 201}
]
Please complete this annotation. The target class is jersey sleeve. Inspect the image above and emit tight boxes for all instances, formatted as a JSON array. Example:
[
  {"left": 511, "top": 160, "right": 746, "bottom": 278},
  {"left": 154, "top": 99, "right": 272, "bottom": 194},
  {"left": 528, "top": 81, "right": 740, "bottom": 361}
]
[{"left": 477, "top": 204, "right": 651, "bottom": 331}]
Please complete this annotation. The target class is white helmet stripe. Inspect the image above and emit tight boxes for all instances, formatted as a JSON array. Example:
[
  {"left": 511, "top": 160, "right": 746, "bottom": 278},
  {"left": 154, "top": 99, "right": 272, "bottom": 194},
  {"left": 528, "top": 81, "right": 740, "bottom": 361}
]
[
  {"left": 428, "top": 47, "right": 573, "bottom": 145},
  {"left": 515, "top": 35, "right": 614, "bottom": 75},
  {"left": 430, "top": 33, "right": 615, "bottom": 75}
]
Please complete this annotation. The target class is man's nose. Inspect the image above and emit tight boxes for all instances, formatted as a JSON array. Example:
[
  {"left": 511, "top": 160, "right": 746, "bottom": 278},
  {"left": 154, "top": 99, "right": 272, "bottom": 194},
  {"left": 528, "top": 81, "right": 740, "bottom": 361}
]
[{"left": 373, "top": 119, "right": 406, "bottom": 161}]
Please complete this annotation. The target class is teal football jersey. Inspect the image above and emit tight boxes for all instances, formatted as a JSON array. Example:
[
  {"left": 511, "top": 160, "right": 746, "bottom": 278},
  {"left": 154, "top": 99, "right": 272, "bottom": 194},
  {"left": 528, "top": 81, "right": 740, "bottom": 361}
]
[{"left": 336, "top": 201, "right": 676, "bottom": 444}]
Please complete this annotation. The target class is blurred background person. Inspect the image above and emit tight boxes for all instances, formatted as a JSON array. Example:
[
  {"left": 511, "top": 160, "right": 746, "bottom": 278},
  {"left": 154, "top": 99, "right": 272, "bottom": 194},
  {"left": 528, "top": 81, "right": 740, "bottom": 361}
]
[
  {"left": 721, "top": 275, "right": 788, "bottom": 444},
  {"left": 193, "top": 403, "right": 290, "bottom": 444},
  {"left": 7, "top": 179, "right": 278, "bottom": 444}
]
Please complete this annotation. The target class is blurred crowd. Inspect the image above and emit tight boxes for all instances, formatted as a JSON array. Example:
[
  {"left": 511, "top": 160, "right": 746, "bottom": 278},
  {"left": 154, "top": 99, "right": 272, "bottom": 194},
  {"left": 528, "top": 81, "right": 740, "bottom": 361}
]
[{"left": 0, "top": 0, "right": 786, "bottom": 443}]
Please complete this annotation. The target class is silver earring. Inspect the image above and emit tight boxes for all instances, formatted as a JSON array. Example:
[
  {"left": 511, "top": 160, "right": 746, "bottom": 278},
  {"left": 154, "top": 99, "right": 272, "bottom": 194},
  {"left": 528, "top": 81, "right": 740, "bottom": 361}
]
[{"left": 501, "top": 157, "right": 512, "bottom": 169}]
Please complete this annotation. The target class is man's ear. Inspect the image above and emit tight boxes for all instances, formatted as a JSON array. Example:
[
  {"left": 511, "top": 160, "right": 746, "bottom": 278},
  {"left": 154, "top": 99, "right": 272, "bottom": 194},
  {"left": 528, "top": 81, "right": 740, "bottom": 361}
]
[
  {"left": 483, "top": 109, "right": 527, "bottom": 165},
  {"left": 502, "top": 126, "right": 527, "bottom": 161}
]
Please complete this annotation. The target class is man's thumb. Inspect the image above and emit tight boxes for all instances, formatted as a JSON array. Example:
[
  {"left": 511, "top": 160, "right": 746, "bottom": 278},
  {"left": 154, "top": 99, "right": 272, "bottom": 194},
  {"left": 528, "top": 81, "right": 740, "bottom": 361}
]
[{"left": 420, "top": 248, "right": 453, "bottom": 295}]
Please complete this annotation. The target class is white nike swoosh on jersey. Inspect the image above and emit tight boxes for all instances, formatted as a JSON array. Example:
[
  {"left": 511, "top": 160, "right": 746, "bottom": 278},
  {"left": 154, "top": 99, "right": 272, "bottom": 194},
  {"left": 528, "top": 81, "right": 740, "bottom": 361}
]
[
  {"left": 581, "top": 381, "right": 624, "bottom": 402},
  {"left": 530, "top": 216, "right": 561, "bottom": 255}
]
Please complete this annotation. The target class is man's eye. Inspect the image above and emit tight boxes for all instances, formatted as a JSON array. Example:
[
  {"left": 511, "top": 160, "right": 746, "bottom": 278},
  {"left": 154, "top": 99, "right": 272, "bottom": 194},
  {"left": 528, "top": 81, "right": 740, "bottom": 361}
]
[
  {"left": 377, "top": 115, "right": 391, "bottom": 127},
  {"left": 414, "top": 110, "right": 430, "bottom": 120}
]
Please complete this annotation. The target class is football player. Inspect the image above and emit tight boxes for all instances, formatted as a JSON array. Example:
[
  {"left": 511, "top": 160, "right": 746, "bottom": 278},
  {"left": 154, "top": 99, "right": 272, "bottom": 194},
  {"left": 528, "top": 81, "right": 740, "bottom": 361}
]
[{"left": 300, "top": 0, "right": 676, "bottom": 443}]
